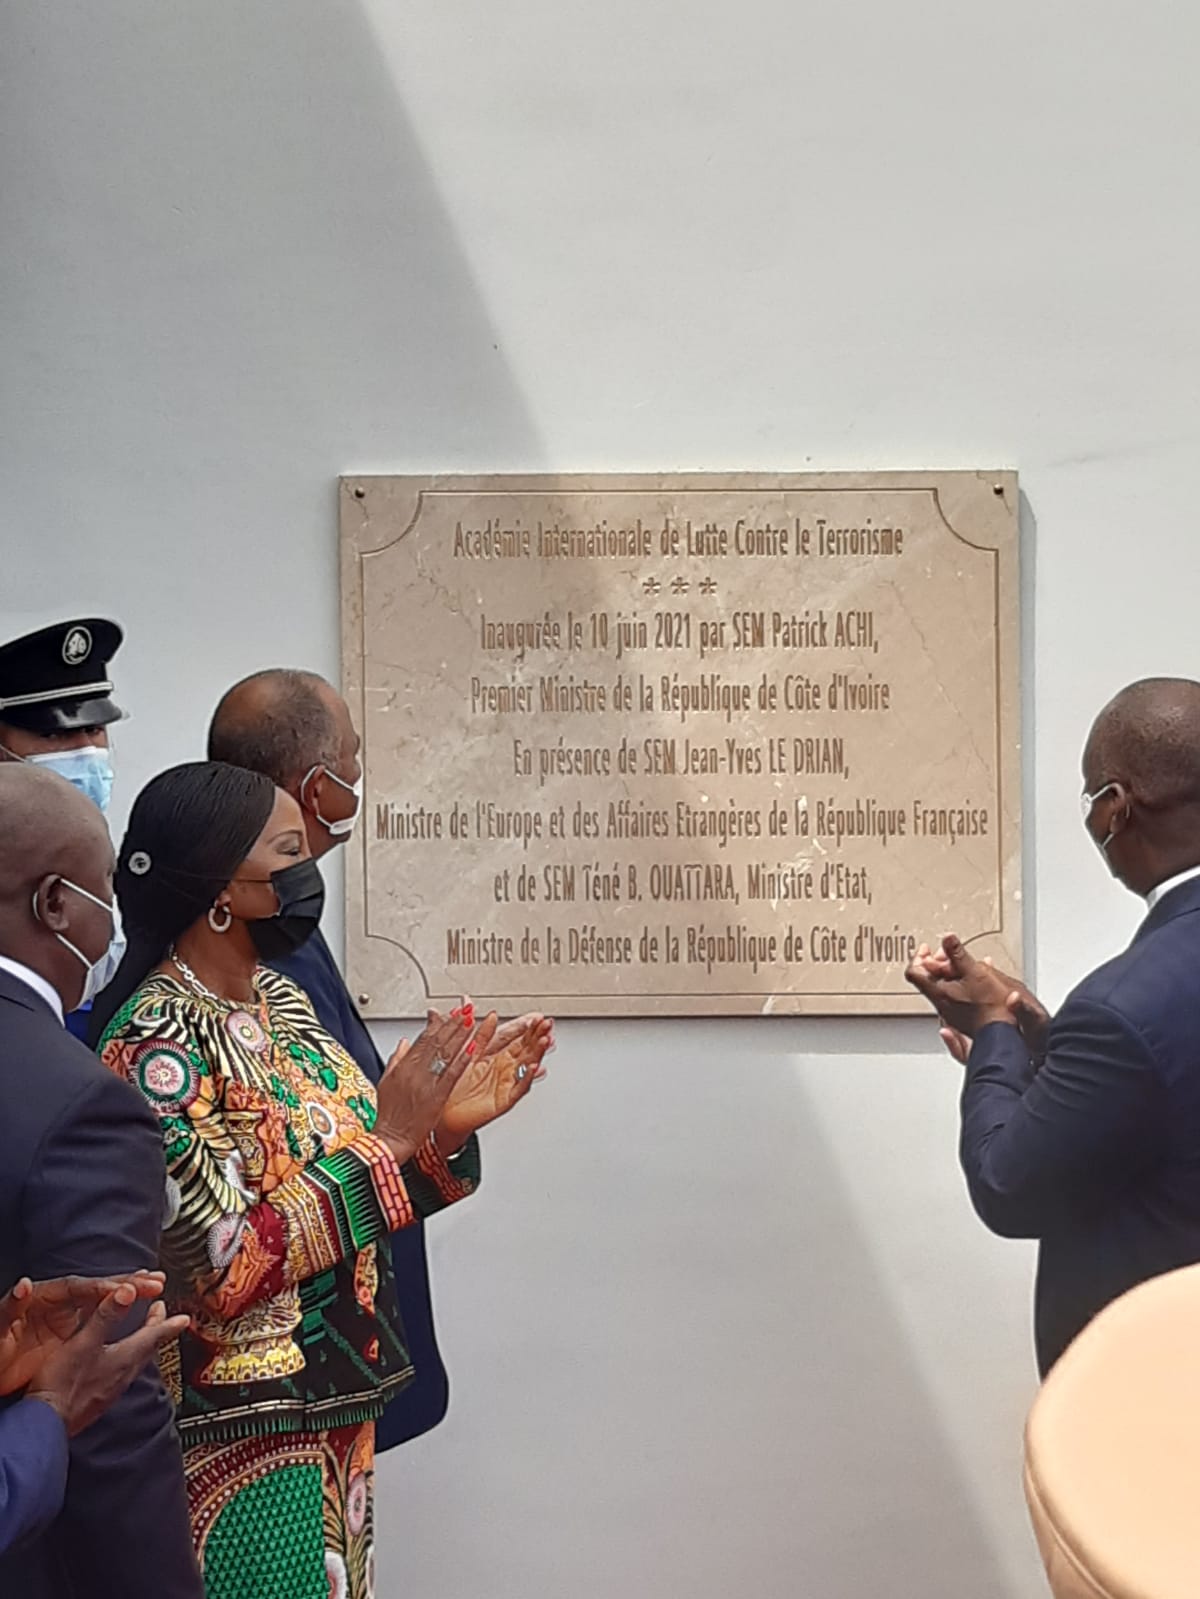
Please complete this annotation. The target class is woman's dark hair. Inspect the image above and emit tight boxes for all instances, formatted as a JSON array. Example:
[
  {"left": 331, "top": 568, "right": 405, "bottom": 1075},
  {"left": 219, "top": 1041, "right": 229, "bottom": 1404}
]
[{"left": 88, "top": 761, "right": 276, "bottom": 1043}]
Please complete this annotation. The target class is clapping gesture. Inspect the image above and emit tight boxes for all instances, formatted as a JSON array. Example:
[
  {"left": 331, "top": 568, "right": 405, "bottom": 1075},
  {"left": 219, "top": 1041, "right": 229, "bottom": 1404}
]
[
  {"left": 376, "top": 1000, "right": 556, "bottom": 1163},
  {"left": 906, "top": 934, "right": 1051, "bottom": 1063},
  {"left": 0, "top": 1272, "right": 167, "bottom": 1395},
  {"left": 0, "top": 1273, "right": 189, "bottom": 1438},
  {"left": 435, "top": 1013, "right": 555, "bottom": 1154},
  {"left": 375, "top": 1004, "right": 499, "bottom": 1165}
]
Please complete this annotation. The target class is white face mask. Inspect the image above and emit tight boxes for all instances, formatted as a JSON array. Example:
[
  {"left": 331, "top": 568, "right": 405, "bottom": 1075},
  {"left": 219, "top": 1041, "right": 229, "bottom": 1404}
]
[
  {"left": 32, "top": 877, "right": 118, "bottom": 1010},
  {"left": 90, "top": 898, "right": 127, "bottom": 995},
  {"left": 303, "top": 765, "right": 363, "bottom": 839}
]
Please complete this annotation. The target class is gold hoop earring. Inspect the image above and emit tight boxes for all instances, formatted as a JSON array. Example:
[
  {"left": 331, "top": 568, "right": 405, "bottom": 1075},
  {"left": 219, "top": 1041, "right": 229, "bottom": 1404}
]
[{"left": 208, "top": 904, "right": 233, "bottom": 934}]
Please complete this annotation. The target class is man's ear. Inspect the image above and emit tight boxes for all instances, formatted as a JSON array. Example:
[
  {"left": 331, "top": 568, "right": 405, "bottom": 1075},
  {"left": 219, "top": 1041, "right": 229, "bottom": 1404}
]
[
  {"left": 1106, "top": 781, "right": 1133, "bottom": 837},
  {"left": 34, "top": 875, "right": 70, "bottom": 932},
  {"left": 298, "top": 766, "right": 324, "bottom": 817}
]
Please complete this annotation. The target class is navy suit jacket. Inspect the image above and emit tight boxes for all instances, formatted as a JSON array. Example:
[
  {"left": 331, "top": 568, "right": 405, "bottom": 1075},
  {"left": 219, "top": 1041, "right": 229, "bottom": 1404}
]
[
  {"left": 0, "top": 969, "right": 202, "bottom": 1598},
  {"left": 273, "top": 931, "right": 453, "bottom": 1452},
  {"left": 962, "top": 875, "right": 1200, "bottom": 1374},
  {"left": 0, "top": 1400, "right": 67, "bottom": 1557}
]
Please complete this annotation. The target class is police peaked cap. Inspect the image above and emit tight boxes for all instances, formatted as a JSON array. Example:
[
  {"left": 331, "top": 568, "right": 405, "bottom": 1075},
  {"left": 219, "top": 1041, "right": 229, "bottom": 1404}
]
[{"left": 0, "top": 618, "right": 126, "bottom": 733}]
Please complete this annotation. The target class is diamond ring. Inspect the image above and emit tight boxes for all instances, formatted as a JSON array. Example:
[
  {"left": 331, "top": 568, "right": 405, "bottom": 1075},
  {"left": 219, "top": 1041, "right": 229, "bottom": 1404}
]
[
  {"left": 429, "top": 1056, "right": 448, "bottom": 1077},
  {"left": 516, "top": 1065, "right": 528, "bottom": 1082}
]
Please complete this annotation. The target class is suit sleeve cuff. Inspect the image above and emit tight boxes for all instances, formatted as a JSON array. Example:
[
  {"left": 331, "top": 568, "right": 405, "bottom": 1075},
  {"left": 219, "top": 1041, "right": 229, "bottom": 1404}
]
[
  {"left": 17, "top": 1396, "right": 69, "bottom": 1506},
  {"left": 19, "top": 1396, "right": 69, "bottom": 1454},
  {"left": 963, "top": 1019, "right": 1035, "bottom": 1087}
]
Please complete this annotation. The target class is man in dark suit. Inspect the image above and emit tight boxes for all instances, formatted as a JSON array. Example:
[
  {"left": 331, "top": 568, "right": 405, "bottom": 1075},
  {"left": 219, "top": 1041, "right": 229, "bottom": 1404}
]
[
  {"left": 0, "top": 762, "right": 202, "bottom": 1597},
  {"left": 907, "top": 677, "right": 1200, "bottom": 1374},
  {"left": 207, "top": 668, "right": 551, "bottom": 1450}
]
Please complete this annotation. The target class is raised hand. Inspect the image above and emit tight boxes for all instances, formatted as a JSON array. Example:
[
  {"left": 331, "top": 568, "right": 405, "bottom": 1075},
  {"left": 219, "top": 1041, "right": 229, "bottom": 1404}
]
[
  {"left": 375, "top": 1005, "right": 499, "bottom": 1165},
  {"left": 27, "top": 1286, "right": 190, "bottom": 1438},
  {"left": 435, "top": 1015, "right": 554, "bottom": 1154},
  {"left": 0, "top": 1272, "right": 167, "bottom": 1396},
  {"left": 485, "top": 1012, "right": 551, "bottom": 1067},
  {"left": 388, "top": 1007, "right": 474, "bottom": 1082},
  {"left": 913, "top": 935, "right": 1051, "bottom": 1055},
  {"left": 906, "top": 935, "right": 1018, "bottom": 1037}
]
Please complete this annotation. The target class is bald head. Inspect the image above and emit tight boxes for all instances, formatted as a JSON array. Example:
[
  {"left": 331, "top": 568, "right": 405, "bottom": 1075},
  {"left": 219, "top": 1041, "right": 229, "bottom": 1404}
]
[
  {"left": 208, "top": 670, "right": 345, "bottom": 791},
  {"left": 0, "top": 763, "right": 111, "bottom": 894},
  {"left": 1086, "top": 678, "right": 1200, "bottom": 811},
  {"left": 208, "top": 669, "right": 361, "bottom": 862},
  {"left": 0, "top": 763, "right": 115, "bottom": 995}
]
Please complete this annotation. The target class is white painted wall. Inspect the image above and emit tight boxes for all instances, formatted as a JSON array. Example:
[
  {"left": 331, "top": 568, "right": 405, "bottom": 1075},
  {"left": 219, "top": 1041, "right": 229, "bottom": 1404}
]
[{"left": 5, "top": 1, "right": 1199, "bottom": 1593}]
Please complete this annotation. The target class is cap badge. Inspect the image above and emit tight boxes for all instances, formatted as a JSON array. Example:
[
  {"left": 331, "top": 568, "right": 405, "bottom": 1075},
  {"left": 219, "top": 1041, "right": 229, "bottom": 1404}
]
[{"left": 62, "top": 626, "right": 92, "bottom": 666}]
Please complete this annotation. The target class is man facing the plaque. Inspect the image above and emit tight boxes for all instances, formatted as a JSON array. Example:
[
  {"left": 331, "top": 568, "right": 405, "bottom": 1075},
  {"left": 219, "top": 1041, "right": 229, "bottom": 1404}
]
[
  {"left": 207, "top": 668, "right": 553, "bottom": 1451},
  {"left": 907, "top": 677, "right": 1200, "bottom": 1374}
]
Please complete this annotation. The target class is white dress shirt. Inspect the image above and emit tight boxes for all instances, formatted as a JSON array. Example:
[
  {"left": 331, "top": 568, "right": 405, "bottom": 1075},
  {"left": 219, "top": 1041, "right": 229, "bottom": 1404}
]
[
  {"left": 0, "top": 956, "right": 64, "bottom": 1024},
  {"left": 1145, "top": 863, "right": 1200, "bottom": 911}
]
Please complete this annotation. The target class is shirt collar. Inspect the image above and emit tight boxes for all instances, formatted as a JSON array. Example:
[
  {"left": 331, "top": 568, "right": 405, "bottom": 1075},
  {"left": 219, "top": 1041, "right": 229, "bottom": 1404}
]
[
  {"left": 0, "top": 956, "right": 65, "bottom": 1024},
  {"left": 1145, "top": 863, "right": 1200, "bottom": 911}
]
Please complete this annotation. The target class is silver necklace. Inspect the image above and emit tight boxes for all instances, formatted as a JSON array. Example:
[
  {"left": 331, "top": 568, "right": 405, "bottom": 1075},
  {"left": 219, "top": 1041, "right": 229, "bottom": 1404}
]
[{"left": 169, "top": 946, "right": 260, "bottom": 1009}]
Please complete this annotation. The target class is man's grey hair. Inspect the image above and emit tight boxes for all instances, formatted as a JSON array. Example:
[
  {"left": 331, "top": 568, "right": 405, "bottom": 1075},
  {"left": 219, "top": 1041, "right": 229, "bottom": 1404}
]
[{"left": 207, "top": 669, "right": 341, "bottom": 790}]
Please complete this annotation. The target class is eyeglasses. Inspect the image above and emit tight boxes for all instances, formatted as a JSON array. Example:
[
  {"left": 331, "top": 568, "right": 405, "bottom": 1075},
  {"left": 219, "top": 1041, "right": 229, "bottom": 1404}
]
[{"left": 1080, "top": 781, "right": 1118, "bottom": 819}]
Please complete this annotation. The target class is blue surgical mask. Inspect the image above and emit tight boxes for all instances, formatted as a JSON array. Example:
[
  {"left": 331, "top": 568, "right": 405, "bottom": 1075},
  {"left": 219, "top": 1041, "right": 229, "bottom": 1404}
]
[{"left": 23, "top": 745, "right": 115, "bottom": 814}]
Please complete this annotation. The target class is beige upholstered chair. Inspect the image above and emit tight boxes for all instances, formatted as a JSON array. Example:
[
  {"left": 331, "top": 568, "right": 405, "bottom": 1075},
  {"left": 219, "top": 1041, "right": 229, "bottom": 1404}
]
[{"left": 1024, "top": 1263, "right": 1200, "bottom": 1599}]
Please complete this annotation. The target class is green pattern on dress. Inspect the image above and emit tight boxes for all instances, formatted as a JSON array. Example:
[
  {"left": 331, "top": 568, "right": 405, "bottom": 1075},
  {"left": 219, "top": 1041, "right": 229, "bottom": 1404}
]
[{"left": 202, "top": 1458, "right": 326, "bottom": 1599}]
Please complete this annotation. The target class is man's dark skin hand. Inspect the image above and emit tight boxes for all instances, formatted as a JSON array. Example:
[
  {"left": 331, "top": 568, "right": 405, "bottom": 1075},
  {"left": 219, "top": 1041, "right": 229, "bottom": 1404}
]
[
  {"left": 0, "top": 1273, "right": 167, "bottom": 1395},
  {"left": 25, "top": 1285, "right": 190, "bottom": 1438},
  {"left": 906, "top": 935, "right": 1052, "bottom": 1059}
]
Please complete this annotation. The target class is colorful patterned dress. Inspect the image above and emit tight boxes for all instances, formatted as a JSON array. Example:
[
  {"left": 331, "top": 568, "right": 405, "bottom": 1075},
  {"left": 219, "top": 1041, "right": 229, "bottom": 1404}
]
[{"left": 99, "top": 968, "right": 475, "bottom": 1599}]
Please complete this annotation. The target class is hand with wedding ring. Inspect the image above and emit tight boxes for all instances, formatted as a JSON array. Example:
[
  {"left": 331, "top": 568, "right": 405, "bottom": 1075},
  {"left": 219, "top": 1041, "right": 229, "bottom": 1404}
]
[
  {"left": 484, "top": 1012, "right": 554, "bottom": 1077},
  {"left": 434, "top": 1012, "right": 555, "bottom": 1156},
  {"left": 375, "top": 1004, "right": 499, "bottom": 1166}
]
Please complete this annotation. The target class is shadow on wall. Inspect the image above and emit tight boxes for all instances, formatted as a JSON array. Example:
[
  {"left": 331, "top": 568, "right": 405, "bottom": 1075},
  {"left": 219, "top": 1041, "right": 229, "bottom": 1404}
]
[{"left": 0, "top": 0, "right": 543, "bottom": 678}]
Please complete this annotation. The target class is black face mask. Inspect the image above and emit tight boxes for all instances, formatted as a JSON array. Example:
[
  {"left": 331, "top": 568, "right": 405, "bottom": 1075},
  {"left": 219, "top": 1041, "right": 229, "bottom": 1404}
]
[{"left": 248, "top": 858, "right": 325, "bottom": 960}]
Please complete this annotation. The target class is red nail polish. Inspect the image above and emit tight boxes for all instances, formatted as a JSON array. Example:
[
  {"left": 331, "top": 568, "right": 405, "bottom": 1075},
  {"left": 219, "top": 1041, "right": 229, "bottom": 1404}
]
[
  {"left": 466, "top": 1041, "right": 476, "bottom": 1055},
  {"left": 450, "top": 1007, "right": 462, "bottom": 1018}
]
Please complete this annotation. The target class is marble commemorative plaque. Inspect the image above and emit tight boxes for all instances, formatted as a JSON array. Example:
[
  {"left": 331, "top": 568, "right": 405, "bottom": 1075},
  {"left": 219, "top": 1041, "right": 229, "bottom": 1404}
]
[{"left": 340, "top": 472, "right": 1021, "bottom": 1017}]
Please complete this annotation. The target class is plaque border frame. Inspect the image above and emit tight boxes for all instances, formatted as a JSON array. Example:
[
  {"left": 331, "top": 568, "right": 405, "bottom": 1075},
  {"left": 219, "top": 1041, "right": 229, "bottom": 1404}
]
[{"left": 340, "top": 470, "right": 1021, "bottom": 1019}]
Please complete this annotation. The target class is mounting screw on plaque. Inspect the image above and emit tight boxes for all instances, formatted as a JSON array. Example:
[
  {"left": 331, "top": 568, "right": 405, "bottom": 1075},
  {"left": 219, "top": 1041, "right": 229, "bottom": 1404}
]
[
  {"left": 993, "top": 483, "right": 1005, "bottom": 495},
  {"left": 353, "top": 485, "right": 366, "bottom": 500},
  {"left": 358, "top": 993, "right": 370, "bottom": 1005}
]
